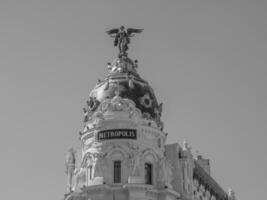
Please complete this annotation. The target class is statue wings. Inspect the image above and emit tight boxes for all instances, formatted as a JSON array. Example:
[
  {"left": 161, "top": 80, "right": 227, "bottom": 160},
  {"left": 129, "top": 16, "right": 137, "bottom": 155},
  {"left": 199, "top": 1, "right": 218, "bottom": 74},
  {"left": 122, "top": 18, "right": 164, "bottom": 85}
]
[
  {"left": 106, "top": 28, "right": 119, "bottom": 35},
  {"left": 126, "top": 28, "right": 143, "bottom": 36},
  {"left": 106, "top": 27, "right": 143, "bottom": 47},
  {"left": 106, "top": 28, "right": 120, "bottom": 46},
  {"left": 106, "top": 28, "right": 143, "bottom": 36}
]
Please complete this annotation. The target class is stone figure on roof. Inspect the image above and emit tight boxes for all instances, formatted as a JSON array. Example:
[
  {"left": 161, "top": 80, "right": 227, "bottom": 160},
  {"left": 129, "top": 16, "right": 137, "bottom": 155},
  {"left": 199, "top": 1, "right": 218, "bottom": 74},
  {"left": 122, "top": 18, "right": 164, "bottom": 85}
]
[
  {"left": 106, "top": 26, "right": 143, "bottom": 56},
  {"left": 65, "top": 148, "right": 76, "bottom": 193}
]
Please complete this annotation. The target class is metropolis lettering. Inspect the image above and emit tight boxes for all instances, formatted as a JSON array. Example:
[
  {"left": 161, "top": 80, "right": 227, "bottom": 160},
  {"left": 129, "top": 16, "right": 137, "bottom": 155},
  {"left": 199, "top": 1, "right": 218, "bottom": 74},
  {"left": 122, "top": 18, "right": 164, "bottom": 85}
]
[{"left": 97, "top": 129, "right": 137, "bottom": 140}]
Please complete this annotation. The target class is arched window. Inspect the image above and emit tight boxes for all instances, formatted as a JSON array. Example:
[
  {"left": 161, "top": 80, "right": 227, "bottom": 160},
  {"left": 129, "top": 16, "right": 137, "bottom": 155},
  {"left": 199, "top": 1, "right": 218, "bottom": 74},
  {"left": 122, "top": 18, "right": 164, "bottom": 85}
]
[
  {"left": 114, "top": 160, "right": 121, "bottom": 183},
  {"left": 86, "top": 165, "right": 93, "bottom": 185},
  {"left": 145, "top": 163, "right": 153, "bottom": 184},
  {"left": 88, "top": 165, "right": 93, "bottom": 180}
]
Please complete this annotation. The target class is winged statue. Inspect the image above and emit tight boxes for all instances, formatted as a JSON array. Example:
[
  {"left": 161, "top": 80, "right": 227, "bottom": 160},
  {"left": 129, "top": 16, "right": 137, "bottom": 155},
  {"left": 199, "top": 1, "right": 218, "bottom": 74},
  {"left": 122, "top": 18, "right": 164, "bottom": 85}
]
[{"left": 106, "top": 26, "right": 143, "bottom": 56}]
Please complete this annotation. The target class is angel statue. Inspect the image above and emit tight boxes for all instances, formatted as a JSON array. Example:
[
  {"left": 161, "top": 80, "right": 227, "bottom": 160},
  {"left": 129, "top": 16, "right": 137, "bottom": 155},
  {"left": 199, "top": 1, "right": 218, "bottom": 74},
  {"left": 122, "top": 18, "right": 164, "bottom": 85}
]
[{"left": 106, "top": 26, "right": 143, "bottom": 56}]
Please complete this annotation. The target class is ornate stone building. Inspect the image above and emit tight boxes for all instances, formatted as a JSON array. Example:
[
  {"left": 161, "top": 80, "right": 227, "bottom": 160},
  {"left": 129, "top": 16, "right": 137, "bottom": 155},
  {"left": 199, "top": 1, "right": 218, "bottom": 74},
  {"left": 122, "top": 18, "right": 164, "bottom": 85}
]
[{"left": 64, "top": 27, "right": 236, "bottom": 200}]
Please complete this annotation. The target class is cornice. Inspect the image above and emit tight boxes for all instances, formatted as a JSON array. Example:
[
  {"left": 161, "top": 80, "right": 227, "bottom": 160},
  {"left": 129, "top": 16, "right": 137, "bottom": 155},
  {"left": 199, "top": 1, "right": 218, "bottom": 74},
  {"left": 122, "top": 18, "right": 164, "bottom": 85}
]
[
  {"left": 193, "top": 161, "right": 228, "bottom": 200},
  {"left": 123, "top": 183, "right": 154, "bottom": 191}
]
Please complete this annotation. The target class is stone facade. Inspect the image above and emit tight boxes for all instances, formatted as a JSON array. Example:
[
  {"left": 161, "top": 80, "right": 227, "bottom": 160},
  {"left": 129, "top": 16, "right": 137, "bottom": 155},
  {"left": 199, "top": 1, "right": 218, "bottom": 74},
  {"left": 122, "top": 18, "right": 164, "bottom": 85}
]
[{"left": 63, "top": 43, "right": 235, "bottom": 200}]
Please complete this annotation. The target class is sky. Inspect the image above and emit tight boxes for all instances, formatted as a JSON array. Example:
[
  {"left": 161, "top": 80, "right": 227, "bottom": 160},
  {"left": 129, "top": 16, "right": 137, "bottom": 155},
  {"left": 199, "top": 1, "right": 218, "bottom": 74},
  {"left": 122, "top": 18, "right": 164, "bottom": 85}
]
[{"left": 0, "top": 0, "right": 266, "bottom": 199}]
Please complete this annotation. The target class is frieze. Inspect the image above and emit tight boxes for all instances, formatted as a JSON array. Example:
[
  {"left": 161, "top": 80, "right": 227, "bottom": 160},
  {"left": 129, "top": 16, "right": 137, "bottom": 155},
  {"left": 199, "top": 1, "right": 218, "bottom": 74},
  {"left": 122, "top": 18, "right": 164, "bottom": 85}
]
[{"left": 97, "top": 129, "right": 137, "bottom": 141}]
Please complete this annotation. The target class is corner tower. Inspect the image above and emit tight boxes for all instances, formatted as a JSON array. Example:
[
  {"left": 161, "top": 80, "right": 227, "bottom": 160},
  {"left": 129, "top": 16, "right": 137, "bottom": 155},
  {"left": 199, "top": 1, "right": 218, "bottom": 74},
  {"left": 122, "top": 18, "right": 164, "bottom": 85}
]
[{"left": 64, "top": 27, "right": 179, "bottom": 200}]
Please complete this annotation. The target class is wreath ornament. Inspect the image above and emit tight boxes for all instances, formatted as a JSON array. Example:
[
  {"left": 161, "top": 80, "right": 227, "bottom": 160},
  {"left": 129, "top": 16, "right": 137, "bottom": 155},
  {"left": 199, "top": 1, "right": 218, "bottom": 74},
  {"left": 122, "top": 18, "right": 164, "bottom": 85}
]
[{"left": 139, "top": 93, "right": 153, "bottom": 108}]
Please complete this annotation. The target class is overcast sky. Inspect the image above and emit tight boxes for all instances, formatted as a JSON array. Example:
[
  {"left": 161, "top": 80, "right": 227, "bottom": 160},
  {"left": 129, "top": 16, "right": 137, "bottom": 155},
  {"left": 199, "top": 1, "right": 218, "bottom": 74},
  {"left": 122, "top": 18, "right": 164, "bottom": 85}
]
[{"left": 0, "top": 1, "right": 266, "bottom": 200}]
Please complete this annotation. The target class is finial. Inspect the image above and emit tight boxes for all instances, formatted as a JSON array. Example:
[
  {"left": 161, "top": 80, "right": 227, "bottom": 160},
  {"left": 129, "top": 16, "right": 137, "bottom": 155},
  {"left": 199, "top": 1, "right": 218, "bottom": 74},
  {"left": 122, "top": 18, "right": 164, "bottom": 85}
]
[
  {"left": 106, "top": 26, "right": 143, "bottom": 57},
  {"left": 228, "top": 188, "right": 236, "bottom": 200},
  {"left": 65, "top": 148, "right": 76, "bottom": 193},
  {"left": 183, "top": 139, "right": 189, "bottom": 150},
  {"left": 65, "top": 148, "right": 76, "bottom": 165}
]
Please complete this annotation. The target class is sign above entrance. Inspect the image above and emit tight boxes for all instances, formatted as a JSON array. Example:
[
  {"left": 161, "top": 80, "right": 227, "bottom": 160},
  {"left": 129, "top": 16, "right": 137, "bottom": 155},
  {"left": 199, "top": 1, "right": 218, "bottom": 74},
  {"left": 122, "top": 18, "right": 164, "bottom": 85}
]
[{"left": 97, "top": 129, "right": 137, "bottom": 141}]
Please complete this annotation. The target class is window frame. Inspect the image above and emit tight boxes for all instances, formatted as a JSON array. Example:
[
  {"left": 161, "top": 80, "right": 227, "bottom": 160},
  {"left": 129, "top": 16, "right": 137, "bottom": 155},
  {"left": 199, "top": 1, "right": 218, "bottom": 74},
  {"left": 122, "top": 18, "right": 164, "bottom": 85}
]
[
  {"left": 114, "top": 160, "right": 122, "bottom": 183},
  {"left": 144, "top": 162, "right": 153, "bottom": 185}
]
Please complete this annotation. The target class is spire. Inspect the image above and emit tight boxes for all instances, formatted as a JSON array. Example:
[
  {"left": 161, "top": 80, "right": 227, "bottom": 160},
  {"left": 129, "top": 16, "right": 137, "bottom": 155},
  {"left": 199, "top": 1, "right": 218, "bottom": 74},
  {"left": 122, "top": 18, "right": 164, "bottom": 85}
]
[
  {"left": 182, "top": 139, "right": 189, "bottom": 151},
  {"left": 106, "top": 26, "right": 143, "bottom": 76},
  {"left": 80, "top": 26, "right": 163, "bottom": 134},
  {"left": 65, "top": 148, "right": 76, "bottom": 193}
]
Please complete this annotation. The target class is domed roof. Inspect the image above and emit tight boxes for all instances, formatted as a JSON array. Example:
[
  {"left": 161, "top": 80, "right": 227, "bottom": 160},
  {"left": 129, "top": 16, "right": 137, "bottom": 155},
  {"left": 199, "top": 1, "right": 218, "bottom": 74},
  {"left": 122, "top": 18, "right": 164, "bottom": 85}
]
[{"left": 84, "top": 55, "right": 162, "bottom": 125}]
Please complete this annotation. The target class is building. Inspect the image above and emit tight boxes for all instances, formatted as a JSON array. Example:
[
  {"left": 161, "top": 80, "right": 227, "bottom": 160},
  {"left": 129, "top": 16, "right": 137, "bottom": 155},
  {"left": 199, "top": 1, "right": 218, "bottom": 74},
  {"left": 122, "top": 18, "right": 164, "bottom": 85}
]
[{"left": 64, "top": 27, "right": 236, "bottom": 200}]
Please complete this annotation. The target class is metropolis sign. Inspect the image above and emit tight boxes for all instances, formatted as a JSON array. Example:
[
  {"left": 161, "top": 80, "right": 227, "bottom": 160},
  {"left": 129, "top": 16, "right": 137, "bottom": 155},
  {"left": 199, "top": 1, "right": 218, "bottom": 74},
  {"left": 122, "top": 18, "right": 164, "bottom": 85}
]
[{"left": 97, "top": 129, "right": 137, "bottom": 141}]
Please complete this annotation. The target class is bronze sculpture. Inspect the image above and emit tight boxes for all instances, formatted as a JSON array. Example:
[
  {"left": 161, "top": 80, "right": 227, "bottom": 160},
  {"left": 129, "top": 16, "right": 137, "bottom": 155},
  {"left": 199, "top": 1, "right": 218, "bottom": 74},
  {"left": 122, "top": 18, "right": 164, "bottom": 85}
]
[{"left": 106, "top": 26, "right": 143, "bottom": 56}]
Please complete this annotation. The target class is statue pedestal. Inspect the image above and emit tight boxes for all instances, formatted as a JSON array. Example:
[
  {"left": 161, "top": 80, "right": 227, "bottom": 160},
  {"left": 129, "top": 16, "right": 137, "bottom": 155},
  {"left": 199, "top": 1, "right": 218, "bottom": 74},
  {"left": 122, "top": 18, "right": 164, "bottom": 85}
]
[
  {"left": 128, "top": 176, "right": 145, "bottom": 184},
  {"left": 92, "top": 177, "right": 104, "bottom": 185}
]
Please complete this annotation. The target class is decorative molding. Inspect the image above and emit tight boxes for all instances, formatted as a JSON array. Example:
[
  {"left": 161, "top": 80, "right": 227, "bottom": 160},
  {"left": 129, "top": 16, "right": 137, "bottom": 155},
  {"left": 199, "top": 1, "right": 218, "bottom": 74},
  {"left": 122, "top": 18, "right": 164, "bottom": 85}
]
[
  {"left": 194, "top": 161, "right": 228, "bottom": 200},
  {"left": 123, "top": 183, "right": 154, "bottom": 191}
]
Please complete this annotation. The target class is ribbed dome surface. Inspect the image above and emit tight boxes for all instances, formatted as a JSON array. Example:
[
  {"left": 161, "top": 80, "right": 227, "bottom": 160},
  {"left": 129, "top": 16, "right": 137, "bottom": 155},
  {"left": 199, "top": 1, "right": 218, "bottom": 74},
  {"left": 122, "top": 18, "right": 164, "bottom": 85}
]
[{"left": 86, "top": 56, "right": 162, "bottom": 123}]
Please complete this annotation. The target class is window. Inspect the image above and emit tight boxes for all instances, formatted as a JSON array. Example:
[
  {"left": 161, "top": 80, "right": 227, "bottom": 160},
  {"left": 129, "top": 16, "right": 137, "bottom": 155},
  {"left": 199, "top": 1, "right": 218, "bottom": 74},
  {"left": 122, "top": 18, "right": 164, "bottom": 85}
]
[
  {"left": 145, "top": 163, "right": 153, "bottom": 184},
  {"left": 114, "top": 161, "right": 121, "bottom": 183},
  {"left": 178, "top": 151, "right": 182, "bottom": 159},
  {"left": 89, "top": 165, "right": 93, "bottom": 180}
]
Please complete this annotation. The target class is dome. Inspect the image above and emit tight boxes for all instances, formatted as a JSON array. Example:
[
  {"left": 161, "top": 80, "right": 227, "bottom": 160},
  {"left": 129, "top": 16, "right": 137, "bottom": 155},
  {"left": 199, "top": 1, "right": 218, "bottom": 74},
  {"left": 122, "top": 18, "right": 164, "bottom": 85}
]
[{"left": 84, "top": 56, "right": 162, "bottom": 125}]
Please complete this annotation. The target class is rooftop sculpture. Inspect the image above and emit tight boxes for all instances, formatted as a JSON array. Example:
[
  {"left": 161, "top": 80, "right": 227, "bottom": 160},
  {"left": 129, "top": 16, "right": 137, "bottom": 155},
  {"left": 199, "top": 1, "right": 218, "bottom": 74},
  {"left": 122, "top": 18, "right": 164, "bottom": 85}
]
[{"left": 106, "top": 26, "right": 143, "bottom": 57}]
